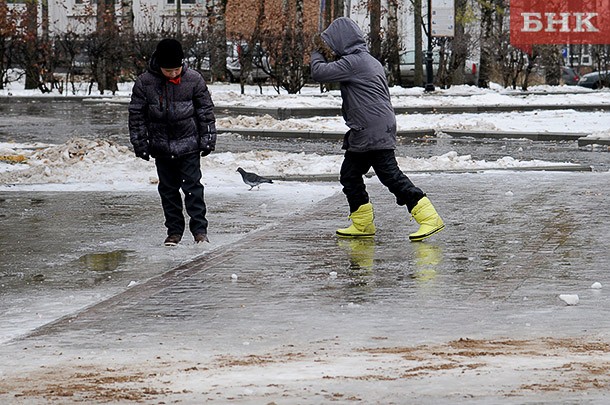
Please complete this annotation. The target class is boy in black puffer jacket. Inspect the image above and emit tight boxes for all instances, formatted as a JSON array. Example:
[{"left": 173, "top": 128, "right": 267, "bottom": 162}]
[{"left": 129, "top": 38, "right": 216, "bottom": 246}]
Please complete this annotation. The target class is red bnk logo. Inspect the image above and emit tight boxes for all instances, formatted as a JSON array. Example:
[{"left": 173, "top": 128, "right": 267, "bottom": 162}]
[{"left": 510, "top": 0, "right": 610, "bottom": 45}]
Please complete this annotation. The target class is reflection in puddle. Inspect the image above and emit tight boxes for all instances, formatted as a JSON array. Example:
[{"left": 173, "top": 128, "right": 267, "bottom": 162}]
[
  {"left": 338, "top": 238, "right": 376, "bottom": 289},
  {"left": 411, "top": 243, "right": 443, "bottom": 283},
  {"left": 338, "top": 238, "right": 375, "bottom": 273},
  {"left": 79, "top": 250, "right": 131, "bottom": 272}
]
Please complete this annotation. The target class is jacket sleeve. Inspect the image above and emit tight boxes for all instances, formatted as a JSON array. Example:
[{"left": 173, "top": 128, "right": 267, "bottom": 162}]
[
  {"left": 128, "top": 79, "right": 150, "bottom": 157},
  {"left": 193, "top": 76, "right": 217, "bottom": 152},
  {"left": 310, "top": 51, "right": 354, "bottom": 83}
]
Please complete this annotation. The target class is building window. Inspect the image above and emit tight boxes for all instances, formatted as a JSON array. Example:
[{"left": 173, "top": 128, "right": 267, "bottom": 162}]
[
  {"left": 166, "top": 0, "right": 202, "bottom": 4},
  {"left": 74, "top": 0, "right": 122, "bottom": 4}
]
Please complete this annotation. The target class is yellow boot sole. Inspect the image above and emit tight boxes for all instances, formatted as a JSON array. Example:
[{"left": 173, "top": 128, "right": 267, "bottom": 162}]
[
  {"left": 409, "top": 223, "right": 445, "bottom": 242},
  {"left": 336, "top": 230, "right": 376, "bottom": 238}
]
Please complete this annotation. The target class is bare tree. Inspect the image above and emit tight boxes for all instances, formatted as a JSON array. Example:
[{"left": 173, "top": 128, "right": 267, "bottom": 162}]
[
  {"left": 273, "top": 0, "right": 307, "bottom": 94},
  {"left": 120, "top": 0, "right": 135, "bottom": 70},
  {"left": 207, "top": 0, "right": 228, "bottom": 82},
  {"left": 23, "top": 0, "right": 38, "bottom": 89},
  {"left": 540, "top": 45, "right": 562, "bottom": 86},
  {"left": 368, "top": 0, "right": 381, "bottom": 60},
  {"left": 229, "top": 0, "right": 266, "bottom": 93},
  {"left": 521, "top": 46, "right": 539, "bottom": 90},
  {"left": 0, "top": 0, "right": 18, "bottom": 89},
  {"left": 321, "top": 0, "right": 344, "bottom": 28},
  {"left": 477, "top": 0, "right": 494, "bottom": 88},
  {"left": 333, "top": 0, "right": 344, "bottom": 20},
  {"left": 447, "top": 0, "right": 469, "bottom": 85},
  {"left": 385, "top": 0, "right": 400, "bottom": 86},
  {"left": 92, "top": 0, "right": 119, "bottom": 94}
]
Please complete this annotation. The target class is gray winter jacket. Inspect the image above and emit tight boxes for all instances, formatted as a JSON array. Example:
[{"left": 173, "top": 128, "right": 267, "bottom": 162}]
[
  {"left": 310, "top": 17, "right": 397, "bottom": 152},
  {"left": 128, "top": 57, "right": 216, "bottom": 159}
]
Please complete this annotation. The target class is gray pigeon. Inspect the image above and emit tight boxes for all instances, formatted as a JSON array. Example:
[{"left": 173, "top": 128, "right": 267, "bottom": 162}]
[{"left": 237, "top": 167, "right": 273, "bottom": 190}]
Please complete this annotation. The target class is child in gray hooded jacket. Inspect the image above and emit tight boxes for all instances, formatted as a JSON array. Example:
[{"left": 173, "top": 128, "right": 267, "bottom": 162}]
[{"left": 310, "top": 17, "right": 444, "bottom": 241}]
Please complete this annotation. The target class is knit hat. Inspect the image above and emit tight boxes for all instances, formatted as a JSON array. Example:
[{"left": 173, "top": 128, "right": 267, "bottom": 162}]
[{"left": 155, "top": 39, "right": 184, "bottom": 69}]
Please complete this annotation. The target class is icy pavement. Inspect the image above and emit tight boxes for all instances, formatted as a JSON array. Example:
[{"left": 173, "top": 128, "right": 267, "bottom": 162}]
[{"left": 1, "top": 170, "right": 610, "bottom": 404}]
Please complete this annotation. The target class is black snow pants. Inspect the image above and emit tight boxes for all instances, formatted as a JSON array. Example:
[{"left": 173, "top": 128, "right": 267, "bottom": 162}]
[
  {"left": 155, "top": 153, "right": 208, "bottom": 237},
  {"left": 340, "top": 149, "right": 425, "bottom": 213}
]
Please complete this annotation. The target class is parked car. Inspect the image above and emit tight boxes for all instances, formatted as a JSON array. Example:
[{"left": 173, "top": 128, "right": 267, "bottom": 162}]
[
  {"left": 561, "top": 66, "right": 579, "bottom": 85},
  {"left": 187, "top": 41, "right": 270, "bottom": 83},
  {"left": 225, "top": 41, "right": 271, "bottom": 83},
  {"left": 399, "top": 50, "right": 439, "bottom": 87},
  {"left": 577, "top": 70, "right": 610, "bottom": 89},
  {"left": 398, "top": 50, "right": 478, "bottom": 87},
  {"left": 186, "top": 41, "right": 211, "bottom": 80}
]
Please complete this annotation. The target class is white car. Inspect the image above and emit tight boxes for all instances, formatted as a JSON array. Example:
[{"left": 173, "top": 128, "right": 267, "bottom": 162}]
[
  {"left": 398, "top": 50, "right": 478, "bottom": 87},
  {"left": 225, "top": 41, "right": 271, "bottom": 83}
]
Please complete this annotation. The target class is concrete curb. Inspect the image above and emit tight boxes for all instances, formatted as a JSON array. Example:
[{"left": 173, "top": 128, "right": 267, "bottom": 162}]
[
  {"left": 218, "top": 127, "right": 591, "bottom": 143},
  {"left": 578, "top": 137, "right": 610, "bottom": 147},
  {"left": 0, "top": 95, "right": 111, "bottom": 103},
  {"left": 439, "top": 129, "right": 588, "bottom": 141},
  {"left": 266, "top": 164, "right": 592, "bottom": 182},
  {"left": 213, "top": 104, "right": 610, "bottom": 119}
]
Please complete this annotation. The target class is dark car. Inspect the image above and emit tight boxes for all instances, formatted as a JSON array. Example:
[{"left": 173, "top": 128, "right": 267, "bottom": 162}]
[
  {"left": 561, "top": 66, "right": 579, "bottom": 85},
  {"left": 577, "top": 70, "right": 610, "bottom": 89}
]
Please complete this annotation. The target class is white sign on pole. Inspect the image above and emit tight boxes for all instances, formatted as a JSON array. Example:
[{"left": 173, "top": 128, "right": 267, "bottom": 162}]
[{"left": 431, "top": 0, "right": 455, "bottom": 37}]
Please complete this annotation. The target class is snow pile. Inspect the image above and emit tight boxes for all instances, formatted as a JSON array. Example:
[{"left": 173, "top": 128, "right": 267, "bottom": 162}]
[
  {"left": 0, "top": 138, "right": 155, "bottom": 190},
  {"left": 396, "top": 110, "right": 608, "bottom": 134},
  {"left": 217, "top": 114, "right": 336, "bottom": 131},
  {"left": 203, "top": 150, "right": 341, "bottom": 176},
  {"left": 582, "top": 129, "right": 610, "bottom": 141},
  {"left": 211, "top": 89, "right": 343, "bottom": 108},
  {"left": 396, "top": 151, "right": 571, "bottom": 171},
  {"left": 0, "top": 139, "right": 579, "bottom": 192}
]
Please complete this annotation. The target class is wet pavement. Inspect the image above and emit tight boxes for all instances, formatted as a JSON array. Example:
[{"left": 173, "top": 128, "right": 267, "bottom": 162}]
[{"left": 1, "top": 170, "right": 610, "bottom": 403}]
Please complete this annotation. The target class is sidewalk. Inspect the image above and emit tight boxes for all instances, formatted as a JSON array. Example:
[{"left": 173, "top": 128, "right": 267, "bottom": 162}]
[{"left": 1, "top": 170, "right": 609, "bottom": 404}]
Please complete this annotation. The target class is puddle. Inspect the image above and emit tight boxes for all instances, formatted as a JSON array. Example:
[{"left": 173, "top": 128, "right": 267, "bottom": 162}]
[{"left": 79, "top": 250, "right": 132, "bottom": 272}]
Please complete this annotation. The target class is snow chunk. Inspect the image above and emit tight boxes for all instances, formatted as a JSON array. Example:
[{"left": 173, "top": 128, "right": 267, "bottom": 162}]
[{"left": 558, "top": 294, "right": 579, "bottom": 306}]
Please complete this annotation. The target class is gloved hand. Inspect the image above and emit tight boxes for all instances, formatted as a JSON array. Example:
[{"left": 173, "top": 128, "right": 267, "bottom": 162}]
[
  {"left": 200, "top": 129, "right": 216, "bottom": 157},
  {"left": 312, "top": 33, "right": 335, "bottom": 61},
  {"left": 136, "top": 151, "right": 150, "bottom": 161}
]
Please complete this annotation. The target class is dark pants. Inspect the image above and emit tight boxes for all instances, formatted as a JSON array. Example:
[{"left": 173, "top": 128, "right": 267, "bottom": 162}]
[
  {"left": 340, "top": 149, "right": 425, "bottom": 213},
  {"left": 155, "top": 153, "right": 208, "bottom": 237}
]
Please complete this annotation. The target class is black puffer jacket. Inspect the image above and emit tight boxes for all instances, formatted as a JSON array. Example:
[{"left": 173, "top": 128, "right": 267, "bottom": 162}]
[{"left": 128, "top": 58, "right": 216, "bottom": 159}]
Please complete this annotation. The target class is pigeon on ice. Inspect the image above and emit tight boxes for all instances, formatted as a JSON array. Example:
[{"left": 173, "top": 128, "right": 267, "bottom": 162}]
[{"left": 237, "top": 167, "right": 273, "bottom": 190}]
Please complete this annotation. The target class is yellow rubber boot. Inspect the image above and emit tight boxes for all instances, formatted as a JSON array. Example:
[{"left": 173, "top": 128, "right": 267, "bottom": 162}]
[
  {"left": 336, "top": 202, "right": 376, "bottom": 238},
  {"left": 409, "top": 197, "right": 445, "bottom": 241}
]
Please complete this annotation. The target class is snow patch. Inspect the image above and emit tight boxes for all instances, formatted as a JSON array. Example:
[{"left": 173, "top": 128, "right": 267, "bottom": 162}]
[{"left": 0, "top": 139, "right": 578, "bottom": 192}]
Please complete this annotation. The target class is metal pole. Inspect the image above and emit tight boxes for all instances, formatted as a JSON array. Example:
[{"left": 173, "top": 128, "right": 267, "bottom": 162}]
[
  {"left": 425, "top": 0, "right": 435, "bottom": 92},
  {"left": 176, "top": 0, "right": 182, "bottom": 40}
]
